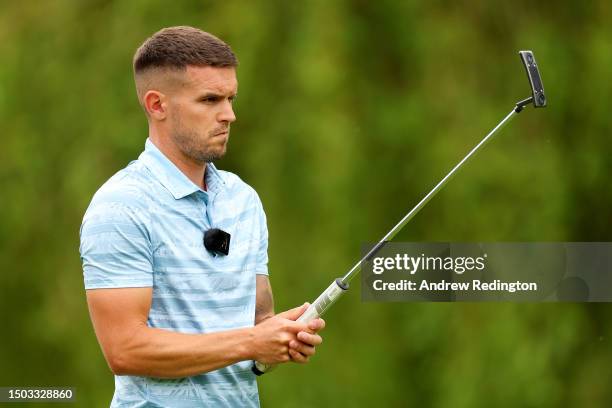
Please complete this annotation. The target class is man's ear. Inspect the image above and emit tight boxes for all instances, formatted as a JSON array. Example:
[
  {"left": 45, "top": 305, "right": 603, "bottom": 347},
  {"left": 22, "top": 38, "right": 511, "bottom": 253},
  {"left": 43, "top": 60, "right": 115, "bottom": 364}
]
[{"left": 143, "top": 90, "right": 167, "bottom": 120}]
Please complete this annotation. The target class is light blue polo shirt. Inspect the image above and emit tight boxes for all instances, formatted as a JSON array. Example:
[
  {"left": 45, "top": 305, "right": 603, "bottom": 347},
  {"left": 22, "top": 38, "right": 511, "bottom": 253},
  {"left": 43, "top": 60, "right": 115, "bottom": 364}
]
[{"left": 80, "top": 138, "right": 268, "bottom": 407}]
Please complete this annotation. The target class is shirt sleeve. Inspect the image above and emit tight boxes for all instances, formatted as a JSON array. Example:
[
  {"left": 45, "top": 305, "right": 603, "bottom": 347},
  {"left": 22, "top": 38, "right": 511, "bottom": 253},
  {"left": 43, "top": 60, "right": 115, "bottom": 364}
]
[
  {"left": 254, "top": 192, "right": 269, "bottom": 276},
  {"left": 80, "top": 197, "right": 154, "bottom": 289}
]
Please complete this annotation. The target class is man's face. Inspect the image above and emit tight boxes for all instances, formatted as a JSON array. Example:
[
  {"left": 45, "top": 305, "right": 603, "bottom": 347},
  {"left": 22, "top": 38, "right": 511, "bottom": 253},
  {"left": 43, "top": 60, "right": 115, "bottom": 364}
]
[{"left": 166, "top": 66, "right": 238, "bottom": 163}]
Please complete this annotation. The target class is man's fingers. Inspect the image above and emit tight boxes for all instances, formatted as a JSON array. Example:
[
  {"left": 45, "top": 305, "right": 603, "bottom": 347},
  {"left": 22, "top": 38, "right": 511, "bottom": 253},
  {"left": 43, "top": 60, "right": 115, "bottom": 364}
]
[
  {"left": 289, "top": 339, "right": 316, "bottom": 356},
  {"left": 307, "top": 318, "right": 325, "bottom": 332},
  {"left": 288, "top": 347, "right": 309, "bottom": 363},
  {"left": 297, "top": 331, "right": 323, "bottom": 346},
  {"left": 282, "top": 320, "right": 310, "bottom": 334},
  {"left": 276, "top": 303, "right": 309, "bottom": 321}
]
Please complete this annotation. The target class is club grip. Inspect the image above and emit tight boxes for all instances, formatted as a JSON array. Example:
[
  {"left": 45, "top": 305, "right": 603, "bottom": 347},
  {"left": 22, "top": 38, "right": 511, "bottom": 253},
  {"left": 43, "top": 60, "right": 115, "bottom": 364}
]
[{"left": 252, "top": 278, "right": 349, "bottom": 376}]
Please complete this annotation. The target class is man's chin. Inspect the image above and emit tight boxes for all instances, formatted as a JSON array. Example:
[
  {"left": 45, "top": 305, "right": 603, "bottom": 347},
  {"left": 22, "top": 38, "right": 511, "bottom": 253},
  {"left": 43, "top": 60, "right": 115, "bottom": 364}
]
[{"left": 200, "top": 148, "right": 226, "bottom": 163}]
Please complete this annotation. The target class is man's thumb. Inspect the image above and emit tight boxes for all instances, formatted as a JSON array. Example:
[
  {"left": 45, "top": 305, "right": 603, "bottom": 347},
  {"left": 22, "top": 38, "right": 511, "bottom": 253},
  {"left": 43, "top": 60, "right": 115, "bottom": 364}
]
[{"left": 276, "top": 302, "right": 309, "bottom": 321}]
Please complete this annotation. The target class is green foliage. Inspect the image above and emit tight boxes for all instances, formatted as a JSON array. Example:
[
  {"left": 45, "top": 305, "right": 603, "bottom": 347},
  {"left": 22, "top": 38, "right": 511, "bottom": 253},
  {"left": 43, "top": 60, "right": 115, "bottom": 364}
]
[{"left": 1, "top": 1, "right": 611, "bottom": 406}]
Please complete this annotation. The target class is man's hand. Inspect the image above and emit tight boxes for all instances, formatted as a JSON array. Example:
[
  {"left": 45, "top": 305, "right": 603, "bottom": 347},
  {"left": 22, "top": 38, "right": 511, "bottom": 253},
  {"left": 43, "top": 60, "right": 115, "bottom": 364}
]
[
  {"left": 288, "top": 303, "right": 325, "bottom": 364},
  {"left": 254, "top": 276, "right": 326, "bottom": 366},
  {"left": 249, "top": 304, "right": 309, "bottom": 364}
]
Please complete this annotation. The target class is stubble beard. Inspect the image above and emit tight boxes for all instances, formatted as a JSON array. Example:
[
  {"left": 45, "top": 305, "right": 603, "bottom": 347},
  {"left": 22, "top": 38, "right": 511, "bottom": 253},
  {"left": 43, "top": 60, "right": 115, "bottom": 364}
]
[{"left": 170, "top": 117, "right": 228, "bottom": 164}]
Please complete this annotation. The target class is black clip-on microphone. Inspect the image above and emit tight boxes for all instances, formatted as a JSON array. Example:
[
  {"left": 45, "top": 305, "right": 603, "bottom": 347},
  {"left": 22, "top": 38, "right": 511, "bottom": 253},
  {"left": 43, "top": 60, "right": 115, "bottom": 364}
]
[{"left": 203, "top": 228, "right": 231, "bottom": 256}]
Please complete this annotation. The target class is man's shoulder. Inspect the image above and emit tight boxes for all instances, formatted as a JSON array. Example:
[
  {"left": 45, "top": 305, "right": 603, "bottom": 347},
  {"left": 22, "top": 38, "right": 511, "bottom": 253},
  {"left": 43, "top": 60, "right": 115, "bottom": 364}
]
[
  {"left": 80, "top": 161, "right": 155, "bottom": 239},
  {"left": 87, "top": 161, "right": 154, "bottom": 211}
]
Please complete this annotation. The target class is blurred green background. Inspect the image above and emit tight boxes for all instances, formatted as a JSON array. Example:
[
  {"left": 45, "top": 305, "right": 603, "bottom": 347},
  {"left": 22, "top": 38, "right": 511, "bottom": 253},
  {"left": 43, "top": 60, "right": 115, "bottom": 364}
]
[{"left": 1, "top": 0, "right": 611, "bottom": 407}]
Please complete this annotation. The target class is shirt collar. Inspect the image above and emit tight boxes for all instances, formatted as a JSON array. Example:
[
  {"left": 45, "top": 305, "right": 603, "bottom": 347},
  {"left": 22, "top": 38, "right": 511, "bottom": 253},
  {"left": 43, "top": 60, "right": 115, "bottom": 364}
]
[{"left": 139, "top": 138, "right": 226, "bottom": 200}]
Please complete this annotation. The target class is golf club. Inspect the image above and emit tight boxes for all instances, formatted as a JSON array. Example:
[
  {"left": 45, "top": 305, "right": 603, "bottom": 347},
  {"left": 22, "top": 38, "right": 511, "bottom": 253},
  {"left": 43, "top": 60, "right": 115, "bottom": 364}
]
[{"left": 252, "top": 50, "right": 547, "bottom": 375}]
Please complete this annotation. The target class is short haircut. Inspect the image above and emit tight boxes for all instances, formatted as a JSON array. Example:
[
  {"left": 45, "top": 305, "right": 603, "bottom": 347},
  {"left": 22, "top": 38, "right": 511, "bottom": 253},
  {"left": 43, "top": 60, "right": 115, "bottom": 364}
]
[{"left": 133, "top": 26, "right": 238, "bottom": 73}]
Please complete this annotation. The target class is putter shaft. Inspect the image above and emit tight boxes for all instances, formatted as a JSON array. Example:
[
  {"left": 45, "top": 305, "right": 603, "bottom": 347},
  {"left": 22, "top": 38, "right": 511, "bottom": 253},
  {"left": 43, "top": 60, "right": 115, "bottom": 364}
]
[{"left": 340, "top": 107, "right": 519, "bottom": 285}]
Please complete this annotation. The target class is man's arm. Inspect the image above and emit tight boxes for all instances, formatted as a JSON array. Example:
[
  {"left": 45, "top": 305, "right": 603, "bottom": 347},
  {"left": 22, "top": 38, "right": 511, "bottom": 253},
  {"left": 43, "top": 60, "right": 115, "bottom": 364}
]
[
  {"left": 86, "top": 287, "right": 310, "bottom": 378},
  {"left": 255, "top": 275, "right": 275, "bottom": 324},
  {"left": 255, "top": 275, "right": 326, "bottom": 363}
]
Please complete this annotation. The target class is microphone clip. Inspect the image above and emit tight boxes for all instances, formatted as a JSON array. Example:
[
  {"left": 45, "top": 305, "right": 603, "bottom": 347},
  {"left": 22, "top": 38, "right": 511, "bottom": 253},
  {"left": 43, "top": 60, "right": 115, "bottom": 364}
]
[{"left": 203, "top": 228, "right": 231, "bottom": 256}]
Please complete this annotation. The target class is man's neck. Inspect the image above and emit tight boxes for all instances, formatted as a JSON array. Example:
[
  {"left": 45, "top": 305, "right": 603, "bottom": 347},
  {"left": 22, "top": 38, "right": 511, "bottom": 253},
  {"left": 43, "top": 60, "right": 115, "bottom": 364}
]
[{"left": 149, "top": 135, "right": 207, "bottom": 190}]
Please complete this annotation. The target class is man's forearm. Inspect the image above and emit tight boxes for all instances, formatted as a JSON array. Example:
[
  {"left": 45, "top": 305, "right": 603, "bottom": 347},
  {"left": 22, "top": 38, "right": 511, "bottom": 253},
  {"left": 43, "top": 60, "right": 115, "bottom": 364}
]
[
  {"left": 111, "top": 325, "right": 255, "bottom": 378},
  {"left": 255, "top": 275, "right": 275, "bottom": 325}
]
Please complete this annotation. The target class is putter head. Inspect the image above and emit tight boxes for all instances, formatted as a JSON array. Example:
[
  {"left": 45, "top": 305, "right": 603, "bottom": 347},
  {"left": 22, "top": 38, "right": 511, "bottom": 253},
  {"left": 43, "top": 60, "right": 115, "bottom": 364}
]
[{"left": 519, "top": 50, "right": 546, "bottom": 107}]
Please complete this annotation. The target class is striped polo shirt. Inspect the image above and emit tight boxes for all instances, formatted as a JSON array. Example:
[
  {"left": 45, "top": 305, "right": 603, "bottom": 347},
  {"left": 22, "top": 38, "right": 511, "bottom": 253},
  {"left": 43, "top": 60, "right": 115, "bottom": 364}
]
[{"left": 79, "top": 138, "right": 268, "bottom": 407}]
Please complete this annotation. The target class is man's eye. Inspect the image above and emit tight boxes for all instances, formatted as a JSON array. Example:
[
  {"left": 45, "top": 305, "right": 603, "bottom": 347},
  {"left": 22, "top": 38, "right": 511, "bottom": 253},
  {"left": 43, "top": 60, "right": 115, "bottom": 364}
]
[{"left": 199, "top": 95, "right": 237, "bottom": 104}]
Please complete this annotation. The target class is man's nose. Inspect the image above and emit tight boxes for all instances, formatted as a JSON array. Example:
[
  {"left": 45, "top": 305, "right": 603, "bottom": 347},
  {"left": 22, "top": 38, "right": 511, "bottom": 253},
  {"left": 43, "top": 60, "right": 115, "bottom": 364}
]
[{"left": 218, "top": 99, "right": 236, "bottom": 123}]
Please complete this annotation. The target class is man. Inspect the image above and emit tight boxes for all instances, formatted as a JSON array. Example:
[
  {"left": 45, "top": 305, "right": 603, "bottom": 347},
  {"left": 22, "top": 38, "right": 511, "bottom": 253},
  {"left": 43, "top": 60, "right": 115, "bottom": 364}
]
[{"left": 80, "top": 26, "right": 325, "bottom": 407}]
